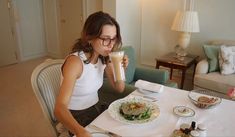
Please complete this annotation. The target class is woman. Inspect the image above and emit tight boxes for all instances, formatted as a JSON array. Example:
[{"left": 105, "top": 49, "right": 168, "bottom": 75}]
[{"left": 54, "top": 11, "right": 128, "bottom": 137}]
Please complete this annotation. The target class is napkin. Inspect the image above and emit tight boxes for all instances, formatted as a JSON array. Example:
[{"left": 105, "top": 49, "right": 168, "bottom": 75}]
[{"left": 135, "top": 80, "right": 164, "bottom": 93}]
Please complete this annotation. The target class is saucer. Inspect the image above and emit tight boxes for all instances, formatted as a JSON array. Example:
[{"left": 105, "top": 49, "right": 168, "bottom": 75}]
[{"left": 173, "top": 106, "right": 195, "bottom": 117}]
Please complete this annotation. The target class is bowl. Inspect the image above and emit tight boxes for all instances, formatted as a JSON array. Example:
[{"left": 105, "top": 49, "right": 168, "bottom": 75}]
[{"left": 188, "top": 91, "right": 222, "bottom": 109}]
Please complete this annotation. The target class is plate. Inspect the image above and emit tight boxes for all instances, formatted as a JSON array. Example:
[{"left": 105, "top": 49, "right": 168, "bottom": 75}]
[
  {"left": 173, "top": 106, "right": 195, "bottom": 117},
  {"left": 108, "top": 96, "right": 160, "bottom": 124},
  {"left": 90, "top": 132, "right": 111, "bottom": 137}
]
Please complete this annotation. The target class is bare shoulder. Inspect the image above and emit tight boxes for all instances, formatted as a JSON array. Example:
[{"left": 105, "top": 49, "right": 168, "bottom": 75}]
[{"left": 62, "top": 55, "right": 83, "bottom": 78}]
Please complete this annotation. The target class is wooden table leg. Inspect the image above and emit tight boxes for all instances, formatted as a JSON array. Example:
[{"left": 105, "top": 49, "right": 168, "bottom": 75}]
[
  {"left": 181, "top": 69, "right": 186, "bottom": 89},
  {"left": 156, "top": 62, "right": 160, "bottom": 69},
  {"left": 170, "top": 68, "right": 173, "bottom": 80}
]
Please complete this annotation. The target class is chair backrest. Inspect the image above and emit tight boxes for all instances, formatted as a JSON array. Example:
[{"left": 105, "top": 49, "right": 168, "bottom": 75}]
[
  {"left": 31, "top": 59, "right": 64, "bottom": 135},
  {"left": 121, "top": 46, "right": 136, "bottom": 84}
]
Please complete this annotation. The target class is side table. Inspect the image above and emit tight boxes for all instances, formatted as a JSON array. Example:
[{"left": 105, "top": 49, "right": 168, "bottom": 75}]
[{"left": 155, "top": 52, "right": 199, "bottom": 89}]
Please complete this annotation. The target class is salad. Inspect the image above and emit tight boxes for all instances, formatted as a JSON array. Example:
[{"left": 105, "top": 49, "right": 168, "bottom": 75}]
[{"left": 119, "top": 102, "right": 152, "bottom": 121}]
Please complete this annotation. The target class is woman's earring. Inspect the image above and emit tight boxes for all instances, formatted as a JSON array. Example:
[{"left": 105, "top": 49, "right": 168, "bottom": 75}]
[{"left": 88, "top": 42, "right": 93, "bottom": 51}]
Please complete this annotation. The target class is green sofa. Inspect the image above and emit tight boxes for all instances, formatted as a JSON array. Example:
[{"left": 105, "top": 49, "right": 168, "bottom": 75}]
[{"left": 98, "top": 46, "right": 178, "bottom": 104}]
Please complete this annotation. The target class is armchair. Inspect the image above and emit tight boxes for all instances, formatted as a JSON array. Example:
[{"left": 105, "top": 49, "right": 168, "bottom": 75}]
[{"left": 98, "top": 46, "right": 178, "bottom": 104}]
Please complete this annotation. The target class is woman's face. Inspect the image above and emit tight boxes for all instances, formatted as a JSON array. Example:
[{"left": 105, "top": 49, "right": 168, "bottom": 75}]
[{"left": 91, "top": 24, "right": 117, "bottom": 56}]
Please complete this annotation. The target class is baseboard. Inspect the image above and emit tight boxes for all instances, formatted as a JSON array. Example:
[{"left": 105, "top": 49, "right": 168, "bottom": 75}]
[{"left": 21, "top": 52, "right": 47, "bottom": 61}]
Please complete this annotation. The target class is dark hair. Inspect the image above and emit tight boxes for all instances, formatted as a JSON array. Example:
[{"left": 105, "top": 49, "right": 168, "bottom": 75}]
[{"left": 72, "top": 11, "right": 122, "bottom": 64}]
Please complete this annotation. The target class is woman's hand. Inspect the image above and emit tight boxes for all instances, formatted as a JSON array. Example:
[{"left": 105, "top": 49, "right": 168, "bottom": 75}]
[{"left": 122, "top": 55, "right": 129, "bottom": 70}]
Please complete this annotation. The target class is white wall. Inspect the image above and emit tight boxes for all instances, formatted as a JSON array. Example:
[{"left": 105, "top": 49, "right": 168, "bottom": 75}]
[
  {"left": 13, "top": 0, "right": 47, "bottom": 61},
  {"left": 103, "top": 0, "right": 142, "bottom": 64},
  {"left": 190, "top": 0, "right": 235, "bottom": 57},
  {"left": 141, "top": 0, "right": 235, "bottom": 66},
  {"left": 116, "top": 0, "right": 142, "bottom": 64},
  {"left": 141, "top": 0, "right": 183, "bottom": 66}
]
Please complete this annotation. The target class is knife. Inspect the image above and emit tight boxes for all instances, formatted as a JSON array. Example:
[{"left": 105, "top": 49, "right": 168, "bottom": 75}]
[{"left": 88, "top": 124, "right": 122, "bottom": 137}]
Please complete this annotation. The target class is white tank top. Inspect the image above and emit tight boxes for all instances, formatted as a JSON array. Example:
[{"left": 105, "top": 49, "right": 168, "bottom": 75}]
[{"left": 64, "top": 52, "right": 106, "bottom": 110}]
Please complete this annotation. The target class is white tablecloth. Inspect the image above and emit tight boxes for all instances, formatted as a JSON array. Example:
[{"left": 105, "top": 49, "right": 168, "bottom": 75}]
[{"left": 87, "top": 86, "right": 235, "bottom": 137}]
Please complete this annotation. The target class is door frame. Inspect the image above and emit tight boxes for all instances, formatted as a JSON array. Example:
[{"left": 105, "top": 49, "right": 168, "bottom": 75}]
[{"left": 0, "top": 0, "right": 20, "bottom": 66}]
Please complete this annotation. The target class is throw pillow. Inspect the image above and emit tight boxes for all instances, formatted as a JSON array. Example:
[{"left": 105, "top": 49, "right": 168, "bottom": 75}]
[
  {"left": 203, "top": 45, "right": 220, "bottom": 72},
  {"left": 218, "top": 45, "right": 235, "bottom": 75}
]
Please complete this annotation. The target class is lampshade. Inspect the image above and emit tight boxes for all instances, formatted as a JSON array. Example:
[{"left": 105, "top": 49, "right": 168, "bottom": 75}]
[{"left": 171, "top": 11, "right": 199, "bottom": 33}]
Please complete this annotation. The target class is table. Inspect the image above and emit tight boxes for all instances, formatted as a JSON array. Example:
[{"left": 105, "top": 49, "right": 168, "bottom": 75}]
[
  {"left": 87, "top": 85, "right": 235, "bottom": 137},
  {"left": 155, "top": 52, "right": 199, "bottom": 89}
]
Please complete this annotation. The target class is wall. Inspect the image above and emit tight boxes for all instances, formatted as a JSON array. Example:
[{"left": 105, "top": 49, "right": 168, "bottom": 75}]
[
  {"left": 11, "top": 0, "right": 235, "bottom": 64},
  {"left": 141, "top": 0, "right": 235, "bottom": 66},
  {"left": 116, "top": 0, "right": 142, "bottom": 64},
  {"left": 190, "top": 0, "right": 235, "bottom": 57},
  {"left": 141, "top": 0, "right": 181, "bottom": 66},
  {"left": 103, "top": 0, "right": 142, "bottom": 64},
  {"left": 13, "top": 0, "right": 47, "bottom": 61},
  {"left": 102, "top": 0, "right": 116, "bottom": 18},
  {"left": 85, "top": 0, "right": 103, "bottom": 18}
]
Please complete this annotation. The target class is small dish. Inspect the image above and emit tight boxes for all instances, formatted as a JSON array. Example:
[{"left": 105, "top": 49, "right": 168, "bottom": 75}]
[
  {"left": 173, "top": 106, "right": 195, "bottom": 117},
  {"left": 188, "top": 91, "right": 222, "bottom": 109}
]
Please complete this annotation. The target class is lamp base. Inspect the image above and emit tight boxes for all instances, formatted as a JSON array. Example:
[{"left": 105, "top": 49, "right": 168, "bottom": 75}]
[
  {"left": 174, "top": 45, "right": 187, "bottom": 61},
  {"left": 178, "top": 32, "right": 191, "bottom": 49},
  {"left": 176, "top": 49, "right": 187, "bottom": 57}
]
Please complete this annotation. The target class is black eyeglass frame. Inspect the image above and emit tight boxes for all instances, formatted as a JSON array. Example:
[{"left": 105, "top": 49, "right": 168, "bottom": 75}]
[{"left": 98, "top": 37, "right": 117, "bottom": 47}]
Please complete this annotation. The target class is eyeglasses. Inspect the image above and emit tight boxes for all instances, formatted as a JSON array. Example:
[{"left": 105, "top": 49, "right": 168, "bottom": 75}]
[{"left": 98, "top": 37, "right": 117, "bottom": 47}]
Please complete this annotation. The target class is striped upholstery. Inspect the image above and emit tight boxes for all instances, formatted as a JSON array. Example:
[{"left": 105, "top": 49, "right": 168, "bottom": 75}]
[{"left": 37, "top": 64, "right": 62, "bottom": 121}]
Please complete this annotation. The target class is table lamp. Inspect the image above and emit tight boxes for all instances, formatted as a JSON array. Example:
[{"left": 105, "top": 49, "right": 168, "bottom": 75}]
[{"left": 171, "top": 10, "right": 199, "bottom": 56}]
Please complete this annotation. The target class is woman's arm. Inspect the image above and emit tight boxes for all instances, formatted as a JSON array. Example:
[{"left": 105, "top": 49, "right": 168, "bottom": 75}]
[
  {"left": 104, "top": 55, "right": 129, "bottom": 93},
  {"left": 54, "top": 56, "right": 91, "bottom": 137}
]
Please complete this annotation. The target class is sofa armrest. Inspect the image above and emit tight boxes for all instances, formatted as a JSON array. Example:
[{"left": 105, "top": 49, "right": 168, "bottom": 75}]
[
  {"left": 133, "top": 67, "right": 169, "bottom": 84},
  {"left": 195, "top": 59, "right": 209, "bottom": 74}
]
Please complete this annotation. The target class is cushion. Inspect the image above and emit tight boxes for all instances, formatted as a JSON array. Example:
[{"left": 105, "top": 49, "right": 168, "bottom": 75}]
[
  {"left": 218, "top": 45, "right": 235, "bottom": 75},
  {"left": 203, "top": 45, "right": 220, "bottom": 72},
  {"left": 195, "top": 59, "right": 209, "bottom": 74},
  {"left": 194, "top": 72, "right": 235, "bottom": 94}
]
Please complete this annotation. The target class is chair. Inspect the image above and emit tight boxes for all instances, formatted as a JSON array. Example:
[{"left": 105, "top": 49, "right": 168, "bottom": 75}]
[
  {"left": 31, "top": 59, "right": 69, "bottom": 137},
  {"left": 98, "top": 46, "right": 178, "bottom": 104}
]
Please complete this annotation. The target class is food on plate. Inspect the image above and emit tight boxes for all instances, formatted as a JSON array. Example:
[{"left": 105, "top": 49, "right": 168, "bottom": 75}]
[
  {"left": 178, "top": 108, "right": 190, "bottom": 115},
  {"left": 119, "top": 102, "right": 151, "bottom": 121},
  {"left": 197, "top": 96, "right": 218, "bottom": 108},
  {"left": 172, "top": 129, "right": 191, "bottom": 137}
]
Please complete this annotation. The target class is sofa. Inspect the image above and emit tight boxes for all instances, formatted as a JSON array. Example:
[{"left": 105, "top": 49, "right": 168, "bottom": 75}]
[
  {"left": 98, "top": 46, "right": 178, "bottom": 104},
  {"left": 193, "top": 40, "right": 235, "bottom": 99}
]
